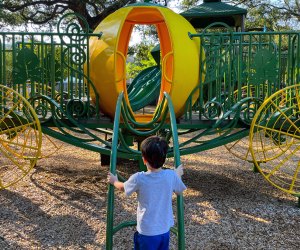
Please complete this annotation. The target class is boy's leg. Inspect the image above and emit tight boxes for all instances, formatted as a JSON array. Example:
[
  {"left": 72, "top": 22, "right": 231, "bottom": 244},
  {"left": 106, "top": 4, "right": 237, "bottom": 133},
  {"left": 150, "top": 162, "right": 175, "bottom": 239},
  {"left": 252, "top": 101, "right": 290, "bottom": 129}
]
[
  {"left": 158, "top": 231, "right": 170, "bottom": 250},
  {"left": 133, "top": 231, "right": 170, "bottom": 250}
]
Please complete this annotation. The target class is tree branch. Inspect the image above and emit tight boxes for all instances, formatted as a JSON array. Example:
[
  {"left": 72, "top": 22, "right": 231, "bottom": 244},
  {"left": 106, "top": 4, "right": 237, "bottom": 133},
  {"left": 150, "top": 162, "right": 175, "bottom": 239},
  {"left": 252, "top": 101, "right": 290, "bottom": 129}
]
[
  {"left": 20, "top": 4, "right": 68, "bottom": 25},
  {"left": 1, "top": 0, "right": 138, "bottom": 30},
  {"left": 2, "top": 0, "right": 70, "bottom": 12}
]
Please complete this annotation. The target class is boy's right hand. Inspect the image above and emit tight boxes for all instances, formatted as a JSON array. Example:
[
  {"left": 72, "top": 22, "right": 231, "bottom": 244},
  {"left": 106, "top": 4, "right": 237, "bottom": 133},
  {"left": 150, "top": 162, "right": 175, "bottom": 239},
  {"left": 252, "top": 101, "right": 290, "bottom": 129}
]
[
  {"left": 175, "top": 164, "right": 184, "bottom": 178},
  {"left": 107, "top": 172, "right": 118, "bottom": 184}
]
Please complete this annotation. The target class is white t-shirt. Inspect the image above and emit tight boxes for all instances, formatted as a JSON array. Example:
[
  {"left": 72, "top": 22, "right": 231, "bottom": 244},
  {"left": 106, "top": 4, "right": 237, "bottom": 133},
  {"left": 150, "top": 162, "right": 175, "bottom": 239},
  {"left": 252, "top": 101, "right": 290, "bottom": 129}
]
[{"left": 124, "top": 169, "right": 187, "bottom": 236}]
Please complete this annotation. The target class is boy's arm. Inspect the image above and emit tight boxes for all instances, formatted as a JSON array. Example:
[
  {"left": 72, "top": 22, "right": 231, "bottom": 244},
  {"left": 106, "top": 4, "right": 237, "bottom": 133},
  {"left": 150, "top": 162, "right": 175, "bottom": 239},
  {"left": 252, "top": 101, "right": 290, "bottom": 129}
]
[{"left": 107, "top": 172, "right": 124, "bottom": 191}]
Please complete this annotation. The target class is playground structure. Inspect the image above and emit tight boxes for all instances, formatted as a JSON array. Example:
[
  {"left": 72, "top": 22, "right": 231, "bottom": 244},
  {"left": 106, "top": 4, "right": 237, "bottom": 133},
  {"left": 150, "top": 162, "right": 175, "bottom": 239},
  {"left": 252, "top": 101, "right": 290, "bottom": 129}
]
[{"left": 0, "top": 2, "right": 300, "bottom": 249}]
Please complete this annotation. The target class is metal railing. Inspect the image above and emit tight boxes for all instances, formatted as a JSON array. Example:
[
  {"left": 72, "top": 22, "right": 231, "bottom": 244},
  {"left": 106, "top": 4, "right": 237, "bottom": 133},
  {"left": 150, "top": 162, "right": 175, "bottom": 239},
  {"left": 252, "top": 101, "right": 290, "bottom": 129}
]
[
  {"left": 185, "top": 29, "right": 300, "bottom": 123},
  {"left": 0, "top": 14, "right": 101, "bottom": 120},
  {"left": 1, "top": 19, "right": 299, "bottom": 127}
]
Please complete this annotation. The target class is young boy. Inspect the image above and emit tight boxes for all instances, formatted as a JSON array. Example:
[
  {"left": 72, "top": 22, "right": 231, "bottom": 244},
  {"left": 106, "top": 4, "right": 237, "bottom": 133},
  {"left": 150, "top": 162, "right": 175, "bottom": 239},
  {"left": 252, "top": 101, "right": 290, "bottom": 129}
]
[{"left": 108, "top": 136, "right": 186, "bottom": 250}]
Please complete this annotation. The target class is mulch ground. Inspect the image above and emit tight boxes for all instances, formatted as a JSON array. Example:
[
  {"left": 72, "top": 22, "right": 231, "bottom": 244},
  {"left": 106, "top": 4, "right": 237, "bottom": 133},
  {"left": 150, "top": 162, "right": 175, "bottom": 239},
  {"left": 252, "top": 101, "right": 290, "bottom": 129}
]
[{"left": 1, "top": 142, "right": 300, "bottom": 249}]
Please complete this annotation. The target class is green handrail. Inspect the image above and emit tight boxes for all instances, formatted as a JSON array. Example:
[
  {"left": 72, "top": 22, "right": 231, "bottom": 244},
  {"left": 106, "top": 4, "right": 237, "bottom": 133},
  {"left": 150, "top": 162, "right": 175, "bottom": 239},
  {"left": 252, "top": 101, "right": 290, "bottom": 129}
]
[
  {"left": 106, "top": 91, "right": 185, "bottom": 250},
  {"left": 106, "top": 92, "right": 123, "bottom": 250},
  {"left": 163, "top": 93, "right": 185, "bottom": 249}
]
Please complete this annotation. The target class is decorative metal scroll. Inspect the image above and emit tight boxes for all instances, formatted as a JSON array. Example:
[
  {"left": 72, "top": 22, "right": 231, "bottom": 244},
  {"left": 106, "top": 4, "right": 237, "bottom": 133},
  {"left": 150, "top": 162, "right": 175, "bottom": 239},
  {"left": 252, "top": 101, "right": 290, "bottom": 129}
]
[
  {"left": 202, "top": 101, "right": 223, "bottom": 120},
  {"left": 57, "top": 13, "right": 91, "bottom": 44},
  {"left": 56, "top": 13, "right": 95, "bottom": 118},
  {"left": 29, "top": 94, "right": 111, "bottom": 147}
]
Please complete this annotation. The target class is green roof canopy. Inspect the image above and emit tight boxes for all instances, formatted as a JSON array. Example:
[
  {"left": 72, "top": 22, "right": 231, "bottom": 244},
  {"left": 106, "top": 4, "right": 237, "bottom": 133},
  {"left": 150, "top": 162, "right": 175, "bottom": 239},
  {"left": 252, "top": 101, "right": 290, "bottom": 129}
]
[{"left": 180, "top": 0, "right": 247, "bottom": 30}]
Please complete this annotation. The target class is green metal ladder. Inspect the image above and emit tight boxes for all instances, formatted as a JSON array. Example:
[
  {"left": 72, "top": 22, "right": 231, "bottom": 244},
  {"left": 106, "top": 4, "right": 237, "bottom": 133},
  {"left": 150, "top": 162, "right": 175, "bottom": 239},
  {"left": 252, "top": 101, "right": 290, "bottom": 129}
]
[{"left": 106, "top": 92, "right": 185, "bottom": 249}]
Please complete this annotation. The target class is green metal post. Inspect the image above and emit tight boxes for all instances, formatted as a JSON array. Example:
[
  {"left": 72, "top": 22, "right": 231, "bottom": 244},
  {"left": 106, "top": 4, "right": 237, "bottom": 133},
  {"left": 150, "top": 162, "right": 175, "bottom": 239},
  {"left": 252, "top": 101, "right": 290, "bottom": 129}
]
[
  {"left": 165, "top": 93, "right": 185, "bottom": 250},
  {"left": 106, "top": 92, "right": 123, "bottom": 250},
  {"left": 0, "top": 38, "right": 2, "bottom": 85},
  {"left": 176, "top": 196, "right": 185, "bottom": 249},
  {"left": 51, "top": 36, "right": 55, "bottom": 99}
]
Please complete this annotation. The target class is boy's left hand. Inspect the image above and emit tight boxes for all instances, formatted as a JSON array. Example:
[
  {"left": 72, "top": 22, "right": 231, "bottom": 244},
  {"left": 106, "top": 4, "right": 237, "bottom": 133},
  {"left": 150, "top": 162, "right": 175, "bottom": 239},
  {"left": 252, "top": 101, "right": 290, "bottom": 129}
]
[
  {"left": 107, "top": 172, "right": 118, "bottom": 184},
  {"left": 175, "top": 164, "right": 184, "bottom": 178}
]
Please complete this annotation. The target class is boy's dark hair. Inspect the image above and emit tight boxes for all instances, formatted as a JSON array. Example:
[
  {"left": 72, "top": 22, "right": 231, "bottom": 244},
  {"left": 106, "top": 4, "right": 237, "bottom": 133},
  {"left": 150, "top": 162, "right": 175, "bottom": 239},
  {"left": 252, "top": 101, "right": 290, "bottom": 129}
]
[{"left": 141, "top": 136, "right": 168, "bottom": 169}]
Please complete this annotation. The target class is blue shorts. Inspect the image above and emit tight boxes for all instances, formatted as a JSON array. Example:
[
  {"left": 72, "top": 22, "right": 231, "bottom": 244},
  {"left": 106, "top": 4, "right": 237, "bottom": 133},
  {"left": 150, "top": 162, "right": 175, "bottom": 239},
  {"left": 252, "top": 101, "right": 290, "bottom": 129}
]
[{"left": 134, "top": 231, "right": 170, "bottom": 250}]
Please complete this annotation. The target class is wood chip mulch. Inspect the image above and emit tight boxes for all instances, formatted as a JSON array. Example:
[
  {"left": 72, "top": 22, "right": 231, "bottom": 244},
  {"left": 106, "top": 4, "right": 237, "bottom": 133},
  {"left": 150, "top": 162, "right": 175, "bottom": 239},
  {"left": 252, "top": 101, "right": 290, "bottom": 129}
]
[{"left": 1, "top": 142, "right": 300, "bottom": 250}]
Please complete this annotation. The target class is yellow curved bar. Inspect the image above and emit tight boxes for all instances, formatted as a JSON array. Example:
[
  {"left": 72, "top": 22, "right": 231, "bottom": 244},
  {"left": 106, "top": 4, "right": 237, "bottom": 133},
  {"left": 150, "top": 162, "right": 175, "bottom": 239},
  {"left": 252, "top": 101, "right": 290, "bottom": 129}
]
[
  {"left": 162, "top": 51, "right": 174, "bottom": 83},
  {"left": 115, "top": 51, "right": 126, "bottom": 82}
]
